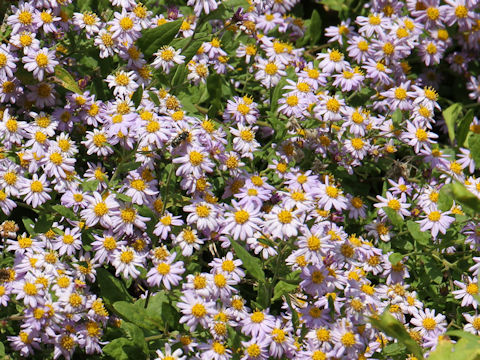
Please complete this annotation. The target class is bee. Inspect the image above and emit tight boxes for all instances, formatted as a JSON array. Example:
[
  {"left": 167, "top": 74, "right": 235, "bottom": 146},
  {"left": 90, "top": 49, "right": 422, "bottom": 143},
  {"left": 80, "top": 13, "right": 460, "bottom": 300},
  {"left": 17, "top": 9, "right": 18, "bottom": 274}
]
[
  {"left": 170, "top": 131, "right": 189, "bottom": 148},
  {"left": 0, "top": 268, "right": 11, "bottom": 283}
]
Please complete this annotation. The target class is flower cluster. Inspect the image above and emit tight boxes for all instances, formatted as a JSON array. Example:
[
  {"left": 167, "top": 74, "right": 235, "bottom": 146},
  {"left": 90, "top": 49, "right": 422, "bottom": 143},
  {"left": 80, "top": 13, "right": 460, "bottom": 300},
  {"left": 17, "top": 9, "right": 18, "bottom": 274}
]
[{"left": 0, "top": 0, "right": 480, "bottom": 359}]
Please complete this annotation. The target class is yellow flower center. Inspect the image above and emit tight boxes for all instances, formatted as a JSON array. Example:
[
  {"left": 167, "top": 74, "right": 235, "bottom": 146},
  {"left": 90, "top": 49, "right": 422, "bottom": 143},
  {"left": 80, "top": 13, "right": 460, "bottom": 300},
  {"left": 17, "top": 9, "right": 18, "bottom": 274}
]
[
  {"left": 426, "top": 7, "right": 439, "bottom": 20},
  {"left": 18, "top": 11, "right": 33, "bottom": 25},
  {"left": 277, "top": 209, "right": 292, "bottom": 224},
  {"left": 23, "top": 282, "right": 37, "bottom": 295},
  {"left": 422, "top": 317, "right": 436, "bottom": 330},
  {"left": 455, "top": 5, "right": 468, "bottom": 18},
  {"left": 120, "top": 250, "right": 134, "bottom": 264},
  {"left": 467, "top": 283, "right": 478, "bottom": 295},
  {"left": 264, "top": 63, "right": 278, "bottom": 75},
  {"left": 326, "top": 98, "right": 340, "bottom": 112},
  {"left": 251, "top": 311, "right": 264, "bottom": 323},
  {"left": 326, "top": 185, "right": 339, "bottom": 198},
  {"left": 247, "top": 344, "right": 261, "bottom": 357},
  {"left": 35, "top": 53, "right": 49, "bottom": 67},
  {"left": 234, "top": 210, "right": 249, "bottom": 224},
  {"left": 286, "top": 95, "right": 298, "bottom": 106},
  {"left": 388, "top": 199, "right": 401, "bottom": 211},
  {"left": 120, "top": 208, "right": 136, "bottom": 223},
  {"left": 157, "top": 263, "right": 170, "bottom": 275},
  {"left": 240, "top": 129, "right": 254, "bottom": 141},
  {"left": 93, "top": 202, "right": 108, "bottom": 217},
  {"left": 192, "top": 303, "right": 207, "bottom": 318},
  {"left": 427, "top": 211, "right": 441, "bottom": 222},
  {"left": 189, "top": 151, "right": 203, "bottom": 165},
  {"left": 30, "top": 180, "right": 43, "bottom": 193},
  {"left": 329, "top": 49, "right": 343, "bottom": 62},
  {"left": 341, "top": 332, "right": 356, "bottom": 347},
  {"left": 119, "top": 17, "right": 133, "bottom": 30}
]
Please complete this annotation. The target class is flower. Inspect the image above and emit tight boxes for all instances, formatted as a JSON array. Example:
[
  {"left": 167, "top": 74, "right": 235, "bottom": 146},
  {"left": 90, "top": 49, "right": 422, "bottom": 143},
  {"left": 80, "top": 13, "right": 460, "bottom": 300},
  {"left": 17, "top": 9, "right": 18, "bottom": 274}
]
[
  {"left": 152, "top": 46, "right": 185, "bottom": 73},
  {"left": 22, "top": 47, "right": 58, "bottom": 81},
  {"left": 147, "top": 253, "right": 185, "bottom": 289},
  {"left": 416, "top": 207, "right": 455, "bottom": 238}
]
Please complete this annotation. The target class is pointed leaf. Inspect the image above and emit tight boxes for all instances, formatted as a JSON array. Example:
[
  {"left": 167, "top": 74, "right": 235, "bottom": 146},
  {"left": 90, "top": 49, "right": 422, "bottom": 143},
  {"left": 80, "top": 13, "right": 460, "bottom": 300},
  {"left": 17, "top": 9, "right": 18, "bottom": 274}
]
[
  {"left": 230, "top": 239, "right": 265, "bottom": 282},
  {"left": 442, "top": 103, "right": 463, "bottom": 143}
]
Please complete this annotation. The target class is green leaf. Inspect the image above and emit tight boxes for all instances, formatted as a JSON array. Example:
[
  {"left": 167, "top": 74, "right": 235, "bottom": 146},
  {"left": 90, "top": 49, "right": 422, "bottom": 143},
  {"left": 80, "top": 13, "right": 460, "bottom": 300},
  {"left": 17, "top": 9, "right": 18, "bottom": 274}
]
[
  {"left": 450, "top": 182, "right": 480, "bottom": 214},
  {"left": 52, "top": 205, "right": 79, "bottom": 220},
  {"left": 438, "top": 183, "right": 454, "bottom": 211},
  {"left": 256, "top": 281, "right": 270, "bottom": 309},
  {"left": 457, "top": 109, "right": 474, "bottom": 147},
  {"left": 320, "top": 0, "right": 348, "bottom": 12},
  {"left": 370, "top": 311, "right": 424, "bottom": 360},
  {"left": 0, "top": 341, "right": 5, "bottom": 356},
  {"left": 172, "top": 65, "right": 188, "bottom": 87},
  {"left": 392, "top": 109, "right": 402, "bottom": 125},
  {"left": 131, "top": 86, "right": 143, "bottom": 108},
  {"left": 22, "top": 218, "right": 35, "bottom": 236},
  {"left": 406, "top": 221, "right": 430, "bottom": 245},
  {"left": 468, "top": 133, "right": 480, "bottom": 166},
  {"left": 102, "top": 338, "right": 137, "bottom": 360},
  {"left": 120, "top": 321, "right": 148, "bottom": 355},
  {"left": 272, "top": 280, "right": 299, "bottom": 302},
  {"left": 230, "top": 239, "right": 265, "bottom": 282},
  {"left": 113, "top": 301, "right": 162, "bottom": 330},
  {"left": 137, "top": 19, "right": 183, "bottom": 59},
  {"left": 270, "top": 76, "right": 288, "bottom": 113},
  {"left": 148, "top": 91, "right": 160, "bottom": 106},
  {"left": 81, "top": 179, "right": 99, "bottom": 192},
  {"left": 382, "top": 342, "right": 406, "bottom": 357},
  {"left": 309, "top": 10, "right": 322, "bottom": 45},
  {"left": 54, "top": 66, "right": 83, "bottom": 94},
  {"left": 427, "top": 339, "right": 455, "bottom": 360},
  {"left": 442, "top": 103, "right": 463, "bottom": 144},
  {"left": 446, "top": 330, "right": 480, "bottom": 343},
  {"left": 383, "top": 207, "right": 403, "bottom": 228},
  {"left": 388, "top": 252, "right": 404, "bottom": 264},
  {"left": 96, "top": 268, "right": 133, "bottom": 305},
  {"left": 117, "top": 161, "right": 142, "bottom": 174},
  {"left": 34, "top": 213, "right": 53, "bottom": 234}
]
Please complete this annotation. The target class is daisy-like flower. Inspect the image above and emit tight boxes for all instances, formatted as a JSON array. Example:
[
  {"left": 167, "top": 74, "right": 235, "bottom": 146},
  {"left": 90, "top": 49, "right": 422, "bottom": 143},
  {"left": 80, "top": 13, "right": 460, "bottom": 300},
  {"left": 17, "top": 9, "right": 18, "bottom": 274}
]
[
  {"left": 177, "top": 291, "right": 216, "bottom": 331},
  {"left": 316, "top": 178, "right": 348, "bottom": 212},
  {"left": 7, "top": 2, "right": 36, "bottom": 34},
  {"left": 147, "top": 253, "right": 185, "bottom": 289},
  {"left": 241, "top": 309, "right": 276, "bottom": 338},
  {"left": 241, "top": 337, "right": 270, "bottom": 360},
  {"left": 81, "top": 192, "right": 119, "bottom": 228},
  {"left": 187, "top": 59, "right": 210, "bottom": 85},
  {"left": 83, "top": 128, "right": 114, "bottom": 157},
  {"left": 52, "top": 227, "right": 82, "bottom": 256},
  {"left": 187, "top": 0, "right": 219, "bottom": 16},
  {"left": 255, "top": 58, "right": 286, "bottom": 88},
  {"left": 12, "top": 276, "right": 45, "bottom": 308},
  {"left": 174, "top": 228, "right": 204, "bottom": 256},
  {"left": 152, "top": 46, "right": 185, "bottom": 74},
  {"left": 222, "top": 201, "right": 262, "bottom": 241},
  {"left": 109, "top": 9, "right": 142, "bottom": 45},
  {"left": 112, "top": 246, "right": 144, "bottom": 279},
  {"left": 22, "top": 47, "right": 58, "bottom": 81},
  {"left": 111, "top": 205, "right": 150, "bottom": 235},
  {"left": 452, "top": 277, "right": 479, "bottom": 308},
  {"left": 73, "top": 11, "right": 101, "bottom": 37},
  {"left": 410, "top": 308, "right": 447, "bottom": 337},
  {"left": 417, "top": 207, "right": 455, "bottom": 238},
  {"left": 380, "top": 81, "right": 415, "bottom": 111},
  {"left": 402, "top": 121, "right": 438, "bottom": 153},
  {"left": 106, "top": 70, "right": 138, "bottom": 97},
  {"left": 184, "top": 200, "right": 220, "bottom": 232},
  {"left": 316, "top": 49, "right": 349, "bottom": 74},
  {"left": 464, "top": 314, "right": 480, "bottom": 335},
  {"left": 19, "top": 174, "right": 51, "bottom": 208},
  {"left": 374, "top": 191, "right": 411, "bottom": 219},
  {"left": 94, "top": 28, "right": 117, "bottom": 58},
  {"left": 231, "top": 124, "right": 260, "bottom": 159},
  {"left": 174, "top": 147, "right": 214, "bottom": 178},
  {"left": 263, "top": 204, "right": 302, "bottom": 240},
  {"left": 154, "top": 211, "right": 183, "bottom": 240},
  {"left": 154, "top": 343, "right": 186, "bottom": 360},
  {"left": 0, "top": 44, "right": 18, "bottom": 79}
]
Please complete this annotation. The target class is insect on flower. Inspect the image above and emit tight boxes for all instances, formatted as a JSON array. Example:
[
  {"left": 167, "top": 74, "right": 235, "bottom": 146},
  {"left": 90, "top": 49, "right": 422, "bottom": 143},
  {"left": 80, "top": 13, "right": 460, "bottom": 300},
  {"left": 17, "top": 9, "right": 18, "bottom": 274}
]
[{"left": 170, "top": 131, "right": 190, "bottom": 148}]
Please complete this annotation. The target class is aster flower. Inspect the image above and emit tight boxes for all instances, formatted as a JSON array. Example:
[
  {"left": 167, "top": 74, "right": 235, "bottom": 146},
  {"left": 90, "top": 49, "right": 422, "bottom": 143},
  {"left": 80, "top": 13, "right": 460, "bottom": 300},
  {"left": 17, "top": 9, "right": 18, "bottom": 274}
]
[
  {"left": 112, "top": 246, "right": 144, "bottom": 279},
  {"left": 22, "top": 47, "right": 58, "bottom": 81},
  {"left": 177, "top": 292, "right": 216, "bottom": 331},
  {"left": 109, "top": 9, "right": 142, "bottom": 45},
  {"left": 152, "top": 46, "right": 185, "bottom": 74},
  {"left": 410, "top": 308, "right": 447, "bottom": 337},
  {"left": 147, "top": 253, "right": 185, "bottom": 289},
  {"left": 19, "top": 174, "right": 52, "bottom": 208},
  {"left": 417, "top": 207, "right": 455, "bottom": 238},
  {"left": 154, "top": 343, "right": 186, "bottom": 360}
]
